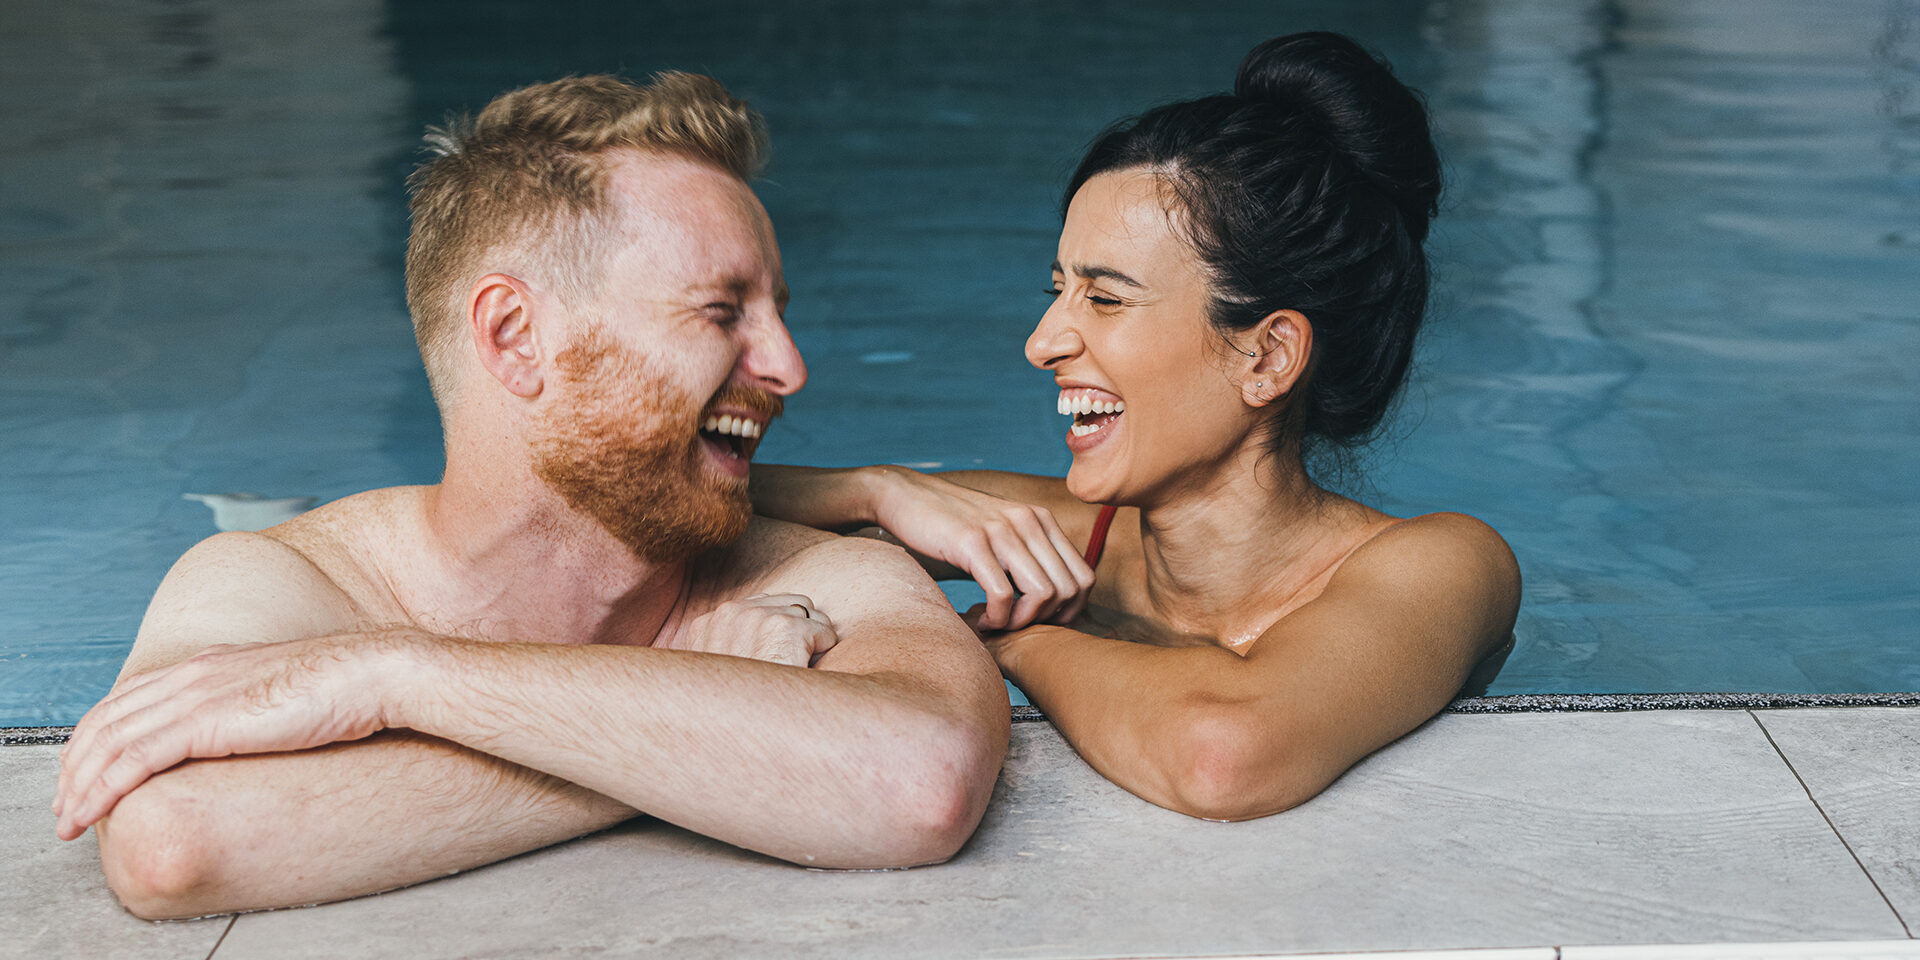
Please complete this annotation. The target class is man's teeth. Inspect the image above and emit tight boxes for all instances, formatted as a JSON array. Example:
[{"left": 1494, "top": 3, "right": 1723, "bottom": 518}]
[
  {"left": 1071, "top": 422, "right": 1104, "bottom": 437},
  {"left": 701, "top": 415, "right": 764, "bottom": 439},
  {"left": 1055, "top": 394, "right": 1126, "bottom": 416}
]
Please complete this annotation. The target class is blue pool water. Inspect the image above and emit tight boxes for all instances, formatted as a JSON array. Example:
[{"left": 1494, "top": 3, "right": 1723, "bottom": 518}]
[{"left": 2, "top": 0, "right": 1916, "bottom": 726}]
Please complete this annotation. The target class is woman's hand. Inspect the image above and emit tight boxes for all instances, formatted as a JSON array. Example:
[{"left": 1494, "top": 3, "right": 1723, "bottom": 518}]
[
  {"left": 871, "top": 471, "right": 1096, "bottom": 631},
  {"left": 671, "top": 593, "right": 839, "bottom": 668}
]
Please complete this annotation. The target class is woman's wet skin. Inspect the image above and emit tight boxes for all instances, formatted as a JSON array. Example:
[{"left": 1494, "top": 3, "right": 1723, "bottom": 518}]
[
  {"left": 1027, "top": 169, "right": 1391, "bottom": 648},
  {"left": 1029, "top": 170, "right": 1262, "bottom": 511}
]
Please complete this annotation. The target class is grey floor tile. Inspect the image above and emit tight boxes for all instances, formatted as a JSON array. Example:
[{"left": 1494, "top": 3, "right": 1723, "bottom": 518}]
[
  {"left": 1754, "top": 706, "right": 1920, "bottom": 934},
  {"left": 0, "top": 746, "right": 230, "bottom": 960},
  {"left": 207, "top": 711, "right": 1897, "bottom": 959}
]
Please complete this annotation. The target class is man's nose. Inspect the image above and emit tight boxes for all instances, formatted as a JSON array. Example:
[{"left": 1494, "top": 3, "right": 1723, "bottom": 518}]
[
  {"left": 1025, "top": 298, "right": 1081, "bottom": 371},
  {"left": 745, "top": 314, "right": 808, "bottom": 396}
]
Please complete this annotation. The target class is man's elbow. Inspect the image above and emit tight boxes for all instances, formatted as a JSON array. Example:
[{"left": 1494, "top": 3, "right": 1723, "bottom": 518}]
[
  {"left": 869, "top": 714, "right": 1005, "bottom": 866},
  {"left": 97, "top": 782, "right": 227, "bottom": 920},
  {"left": 1160, "top": 708, "right": 1325, "bottom": 822}
]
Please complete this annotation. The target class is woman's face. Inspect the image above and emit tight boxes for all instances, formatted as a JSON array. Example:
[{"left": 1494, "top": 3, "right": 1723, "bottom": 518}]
[{"left": 1028, "top": 169, "right": 1257, "bottom": 506}]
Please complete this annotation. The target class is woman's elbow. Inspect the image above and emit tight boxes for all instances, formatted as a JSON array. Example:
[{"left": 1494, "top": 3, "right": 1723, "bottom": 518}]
[{"left": 1160, "top": 710, "right": 1326, "bottom": 821}]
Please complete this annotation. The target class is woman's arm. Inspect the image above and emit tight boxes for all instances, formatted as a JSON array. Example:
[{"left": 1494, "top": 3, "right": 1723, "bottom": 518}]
[
  {"left": 988, "top": 513, "right": 1520, "bottom": 820},
  {"left": 750, "top": 464, "right": 1099, "bottom": 629}
]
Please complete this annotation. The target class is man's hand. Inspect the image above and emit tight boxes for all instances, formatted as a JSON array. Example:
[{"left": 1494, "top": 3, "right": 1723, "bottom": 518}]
[
  {"left": 669, "top": 593, "right": 838, "bottom": 667},
  {"left": 54, "top": 634, "right": 395, "bottom": 841}
]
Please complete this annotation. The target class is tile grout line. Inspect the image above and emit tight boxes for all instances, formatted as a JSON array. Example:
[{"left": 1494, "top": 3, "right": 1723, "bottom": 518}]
[
  {"left": 1749, "top": 709, "right": 1915, "bottom": 939},
  {"left": 202, "top": 914, "right": 236, "bottom": 960}
]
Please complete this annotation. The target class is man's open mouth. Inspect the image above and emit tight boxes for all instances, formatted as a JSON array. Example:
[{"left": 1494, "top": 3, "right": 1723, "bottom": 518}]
[
  {"left": 698, "top": 413, "right": 766, "bottom": 461},
  {"left": 1058, "top": 389, "right": 1125, "bottom": 438}
]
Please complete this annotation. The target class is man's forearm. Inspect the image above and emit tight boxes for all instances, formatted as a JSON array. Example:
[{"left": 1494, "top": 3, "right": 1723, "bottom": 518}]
[
  {"left": 99, "top": 730, "right": 633, "bottom": 919},
  {"left": 389, "top": 636, "right": 998, "bottom": 869}
]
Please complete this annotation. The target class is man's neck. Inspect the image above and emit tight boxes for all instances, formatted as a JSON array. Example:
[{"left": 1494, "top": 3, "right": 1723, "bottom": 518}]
[{"left": 418, "top": 454, "right": 689, "bottom": 647}]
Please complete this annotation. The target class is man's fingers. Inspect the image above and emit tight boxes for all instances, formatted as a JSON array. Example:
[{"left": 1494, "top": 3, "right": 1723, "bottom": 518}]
[
  {"left": 65, "top": 727, "right": 185, "bottom": 840},
  {"left": 55, "top": 669, "right": 181, "bottom": 819},
  {"left": 803, "top": 619, "right": 839, "bottom": 658},
  {"left": 750, "top": 593, "right": 831, "bottom": 628}
]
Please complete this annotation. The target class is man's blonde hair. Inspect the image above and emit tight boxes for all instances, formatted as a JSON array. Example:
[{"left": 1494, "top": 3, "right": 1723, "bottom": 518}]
[{"left": 405, "top": 72, "right": 768, "bottom": 403}]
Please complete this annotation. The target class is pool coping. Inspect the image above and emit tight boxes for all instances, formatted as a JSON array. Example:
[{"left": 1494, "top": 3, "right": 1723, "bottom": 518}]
[{"left": 8, "top": 691, "right": 1919, "bottom": 744}]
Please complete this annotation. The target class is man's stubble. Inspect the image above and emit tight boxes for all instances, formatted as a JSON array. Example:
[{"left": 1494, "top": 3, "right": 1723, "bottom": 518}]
[{"left": 530, "top": 327, "right": 771, "bottom": 564}]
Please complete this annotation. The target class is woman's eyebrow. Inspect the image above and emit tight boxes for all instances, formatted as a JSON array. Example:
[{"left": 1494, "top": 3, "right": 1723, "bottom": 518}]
[{"left": 1051, "top": 260, "right": 1145, "bottom": 290}]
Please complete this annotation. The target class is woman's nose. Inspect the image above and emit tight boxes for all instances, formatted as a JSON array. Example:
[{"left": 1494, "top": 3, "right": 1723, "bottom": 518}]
[{"left": 1025, "top": 298, "right": 1082, "bottom": 370}]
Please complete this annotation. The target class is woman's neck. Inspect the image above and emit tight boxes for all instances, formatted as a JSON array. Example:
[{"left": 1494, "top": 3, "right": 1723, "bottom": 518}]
[{"left": 1130, "top": 447, "right": 1365, "bottom": 641}]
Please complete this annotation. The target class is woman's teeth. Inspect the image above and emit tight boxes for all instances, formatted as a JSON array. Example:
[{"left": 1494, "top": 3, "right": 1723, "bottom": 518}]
[
  {"left": 1059, "top": 392, "right": 1124, "bottom": 437},
  {"left": 700, "top": 415, "right": 764, "bottom": 439},
  {"left": 1056, "top": 394, "right": 1125, "bottom": 416}
]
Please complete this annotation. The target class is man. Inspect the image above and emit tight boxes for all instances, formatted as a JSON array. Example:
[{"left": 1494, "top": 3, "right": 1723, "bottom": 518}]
[{"left": 51, "top": 73, "right": 1009, "bottom": 920}]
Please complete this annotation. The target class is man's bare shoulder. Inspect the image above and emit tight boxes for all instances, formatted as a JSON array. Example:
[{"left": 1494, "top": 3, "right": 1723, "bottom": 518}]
[
  {"left": 700, "top": 516, "right": 928, "bottom": 597},
  {"left": 125, "top": 486, "right": 429, "bottom": 676}
]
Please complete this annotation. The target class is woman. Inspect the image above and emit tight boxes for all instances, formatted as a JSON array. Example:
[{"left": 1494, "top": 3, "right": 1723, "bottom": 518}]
[{"left": 754, "top": 32, "right": 1519, "bottom": 820}]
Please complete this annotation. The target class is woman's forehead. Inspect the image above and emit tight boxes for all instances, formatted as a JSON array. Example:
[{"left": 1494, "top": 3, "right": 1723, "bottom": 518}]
[{"left": 1061, "top": 171, "right": 1201, "bottom": 286}]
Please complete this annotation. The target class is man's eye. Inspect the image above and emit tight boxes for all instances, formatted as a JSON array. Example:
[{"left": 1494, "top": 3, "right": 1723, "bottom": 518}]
[
  {"left": 704, "top": 304, "right": 741, "bottom": 325},
  {"left": 1042, "top": 288, "right": 1062, "bottom": 298},
  {"left": 1087, "top": 295, "right": 1122, "bottom": 306}
]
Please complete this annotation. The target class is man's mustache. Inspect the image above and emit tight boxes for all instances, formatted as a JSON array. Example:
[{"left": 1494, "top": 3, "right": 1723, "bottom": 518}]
[{"left": 702, "top": 384, "right": 784, "bottom": 422}]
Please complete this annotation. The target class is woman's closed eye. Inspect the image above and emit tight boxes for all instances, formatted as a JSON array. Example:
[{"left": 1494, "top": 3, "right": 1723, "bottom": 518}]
[{"left": 1041, "top": 287, "right": 1124, "bottom": 306}]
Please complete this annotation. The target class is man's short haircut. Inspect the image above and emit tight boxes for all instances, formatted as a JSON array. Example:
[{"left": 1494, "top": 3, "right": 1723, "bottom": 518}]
[{"left": 405, "top": 72, "right": 769, "bottom": 403}]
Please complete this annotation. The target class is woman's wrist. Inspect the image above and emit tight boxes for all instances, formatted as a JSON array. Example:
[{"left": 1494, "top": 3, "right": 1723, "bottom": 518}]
[
  {"left": 859, "top": 464, "right": 922, "bottom": 531},
  {"left": 982, "top": 623, "right": 1061, "bottom": 681}
]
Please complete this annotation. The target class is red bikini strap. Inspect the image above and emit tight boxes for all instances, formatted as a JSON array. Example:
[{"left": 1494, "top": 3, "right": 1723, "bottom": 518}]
[{"left": 1083, "top": 504, "right": 1119, "bottom": 569}]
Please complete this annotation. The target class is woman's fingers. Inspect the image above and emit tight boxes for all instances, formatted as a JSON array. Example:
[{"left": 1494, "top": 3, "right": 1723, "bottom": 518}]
[
  {"left": 957, "top": 534, "right": 1019, "bottom": 631},
  {"left": 1037, "top": 511, "right": 1097, "bottom": 623},
  {"left": 1005, "top": 509, "right": 1091, "bottom": 625}
]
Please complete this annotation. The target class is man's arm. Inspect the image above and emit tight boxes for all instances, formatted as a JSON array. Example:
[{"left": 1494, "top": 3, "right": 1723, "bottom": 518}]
[
  {"left": 67, "top": 529, "right": 1008, "bottom": 918},
  {"left": 73, "top": 532, "right": 638, "bottom": 918}
]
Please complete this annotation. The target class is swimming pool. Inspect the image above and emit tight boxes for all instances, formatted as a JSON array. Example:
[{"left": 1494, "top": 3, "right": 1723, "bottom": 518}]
[{"left": 3, "top": 0, "right": 1915, "bottom": 727}]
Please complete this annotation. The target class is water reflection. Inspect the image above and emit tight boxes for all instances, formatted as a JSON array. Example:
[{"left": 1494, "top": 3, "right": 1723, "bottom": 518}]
[{"left": 2, "top": 0, "right": 1915, "bottom": 723}]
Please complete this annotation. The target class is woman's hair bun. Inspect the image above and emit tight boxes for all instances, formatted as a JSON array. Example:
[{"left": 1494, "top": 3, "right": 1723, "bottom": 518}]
[{"left": 1234, "top": 32, "right": 1440, "bottom": 238}]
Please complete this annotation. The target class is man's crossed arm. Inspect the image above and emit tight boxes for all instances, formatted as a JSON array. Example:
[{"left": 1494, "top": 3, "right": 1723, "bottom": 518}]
[{"left": 55, "top": 529, "right": 1009, "bottom": 919}]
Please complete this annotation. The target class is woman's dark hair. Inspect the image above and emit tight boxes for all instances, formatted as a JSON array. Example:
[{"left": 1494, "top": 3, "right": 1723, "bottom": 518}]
[{"left": 1066, "top": 31, "right": 1441, "bottom": 471}]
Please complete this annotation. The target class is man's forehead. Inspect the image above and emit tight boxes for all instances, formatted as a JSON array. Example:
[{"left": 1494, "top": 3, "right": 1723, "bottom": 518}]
[{"left": 598, "top": 150, "right": 782, "bottom": 296}]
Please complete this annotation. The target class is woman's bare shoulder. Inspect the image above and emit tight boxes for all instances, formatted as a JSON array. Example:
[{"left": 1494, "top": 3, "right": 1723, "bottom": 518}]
[{"left": 1330, "top": 511, "right": 1521, "bottom": 648}]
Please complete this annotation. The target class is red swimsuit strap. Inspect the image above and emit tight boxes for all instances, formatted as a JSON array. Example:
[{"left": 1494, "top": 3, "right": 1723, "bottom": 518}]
[{"left": 1083, "top": 504, "right": 1120, "bottom": 569}]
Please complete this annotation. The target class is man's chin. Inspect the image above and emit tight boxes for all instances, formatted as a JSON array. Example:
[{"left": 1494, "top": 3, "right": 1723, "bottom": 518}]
[{"left": 621, "top": 488, "right": 751, "bottom": 564}]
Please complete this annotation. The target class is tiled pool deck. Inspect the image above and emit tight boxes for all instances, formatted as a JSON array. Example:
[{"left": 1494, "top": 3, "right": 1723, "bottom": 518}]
[{"left": 6, "top": 706, "right": 1916, "bottom": 959}]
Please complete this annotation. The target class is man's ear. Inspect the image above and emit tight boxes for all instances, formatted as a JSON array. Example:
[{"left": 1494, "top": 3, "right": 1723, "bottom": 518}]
[
  {"left": 467, "top": 273, "right": 545, "bottom": 398},
  {"left": 1239, "top": 309, "right": 1313, "bottom": 409}
]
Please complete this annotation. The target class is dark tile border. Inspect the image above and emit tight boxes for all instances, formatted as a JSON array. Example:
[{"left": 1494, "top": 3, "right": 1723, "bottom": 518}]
[
  {"left": 2, "top": 726, "right": 73, "bottom": 745},
  {"left": 13, "top": 692, "right": 1920, "bottom": 740},
  {"left": 1445, "top": 691, "right": 1920, "bottom": 713},
  {"left": 1012, "top": 691, "right": 1920, "bottom": 723}
]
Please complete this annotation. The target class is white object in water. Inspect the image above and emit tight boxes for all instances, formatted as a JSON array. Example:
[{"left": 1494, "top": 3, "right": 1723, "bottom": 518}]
[{"left": 182, "top": 493, "right": 319, "bottom": 532}]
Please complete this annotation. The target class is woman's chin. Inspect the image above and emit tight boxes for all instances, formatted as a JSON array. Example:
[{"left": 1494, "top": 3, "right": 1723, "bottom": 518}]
[{"left": 1064, "top": 461, "right": 1116, "bottom": 506}]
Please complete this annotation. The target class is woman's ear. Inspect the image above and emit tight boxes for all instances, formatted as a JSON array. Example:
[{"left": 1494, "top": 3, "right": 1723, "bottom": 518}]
[
  {"left": 1239, "top": 309, "right": 1312, "bottom": 408},
  {"left": 467, "top": 273, "right": 545, "bottom": 399}
]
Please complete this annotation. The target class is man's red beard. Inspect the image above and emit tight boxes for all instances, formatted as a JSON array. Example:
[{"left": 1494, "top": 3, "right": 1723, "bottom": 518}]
[{"left": 530, "top": 327, "right": 781, "bottom": 564}]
